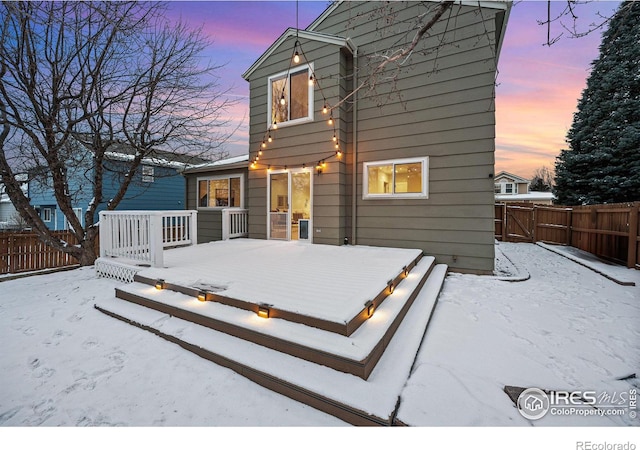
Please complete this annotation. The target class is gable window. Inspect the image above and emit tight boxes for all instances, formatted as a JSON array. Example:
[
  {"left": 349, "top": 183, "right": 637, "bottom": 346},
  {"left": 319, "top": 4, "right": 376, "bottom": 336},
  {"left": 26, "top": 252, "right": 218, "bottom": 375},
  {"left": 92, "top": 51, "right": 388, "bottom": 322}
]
[
  {"left": 142, "top": 166, "right": 154, "bottom": 183},
  {"left": 43, "top": 208, "right": 52, "bottom": 222},
  {"left": 268, "top": 63, "right": 314, "bottom": 128},
  {"left": 363, "top": 157, "right": 429, "bottom": 199},
  {"left": 198, "top": 175, "right": 243, "bottom": 208},
  {"left": 505, "top": 183, "right": 514, "bottom": 194}
]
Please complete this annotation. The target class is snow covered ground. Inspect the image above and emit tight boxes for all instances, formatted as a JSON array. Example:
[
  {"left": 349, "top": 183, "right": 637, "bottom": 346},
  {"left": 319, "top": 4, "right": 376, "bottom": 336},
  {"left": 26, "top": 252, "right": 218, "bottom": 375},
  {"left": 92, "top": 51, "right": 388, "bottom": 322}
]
[{"left": 1, "top": 242, "right": 638, "bottom": 447}]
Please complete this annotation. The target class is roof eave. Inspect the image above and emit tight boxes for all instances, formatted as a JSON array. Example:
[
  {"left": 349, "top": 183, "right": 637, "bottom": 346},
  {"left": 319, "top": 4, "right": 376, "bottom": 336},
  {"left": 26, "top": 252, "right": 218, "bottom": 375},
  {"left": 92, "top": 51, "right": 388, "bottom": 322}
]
[{"left": 242, "top": 28, "right": 353, "bottom": 81}]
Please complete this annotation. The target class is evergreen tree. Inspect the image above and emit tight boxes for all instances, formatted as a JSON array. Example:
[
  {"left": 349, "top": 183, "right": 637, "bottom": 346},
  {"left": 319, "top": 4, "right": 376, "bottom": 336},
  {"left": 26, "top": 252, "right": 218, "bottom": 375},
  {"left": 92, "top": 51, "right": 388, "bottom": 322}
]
[{"left": 554, "top": 1, "right": 640, "bottom": 205}]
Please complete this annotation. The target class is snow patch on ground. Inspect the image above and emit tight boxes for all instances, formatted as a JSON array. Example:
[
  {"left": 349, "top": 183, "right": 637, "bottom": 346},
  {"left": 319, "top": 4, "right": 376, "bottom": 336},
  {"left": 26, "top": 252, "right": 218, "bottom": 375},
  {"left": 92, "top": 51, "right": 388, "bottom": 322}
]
[{"left": 1, "top": 242, "right": 638, "bottom": 431}]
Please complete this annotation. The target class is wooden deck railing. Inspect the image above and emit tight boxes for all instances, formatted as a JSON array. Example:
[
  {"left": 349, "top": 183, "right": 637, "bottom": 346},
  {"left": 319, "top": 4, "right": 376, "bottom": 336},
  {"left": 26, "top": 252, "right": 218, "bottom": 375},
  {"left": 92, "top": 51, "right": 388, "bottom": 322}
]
[
  {"left": 221, "top": 208, "right": 248, "bottom": 240},
  {"left": 99, "top": 210, "right": 197, "bottom": 268}
]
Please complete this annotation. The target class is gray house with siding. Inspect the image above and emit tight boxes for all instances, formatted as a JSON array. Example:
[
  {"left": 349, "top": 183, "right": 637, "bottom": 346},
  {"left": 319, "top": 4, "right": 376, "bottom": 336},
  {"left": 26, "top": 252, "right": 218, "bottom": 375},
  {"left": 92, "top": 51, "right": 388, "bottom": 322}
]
[{"left": 184, "top": 1, "right": 510, "bottom": 273}]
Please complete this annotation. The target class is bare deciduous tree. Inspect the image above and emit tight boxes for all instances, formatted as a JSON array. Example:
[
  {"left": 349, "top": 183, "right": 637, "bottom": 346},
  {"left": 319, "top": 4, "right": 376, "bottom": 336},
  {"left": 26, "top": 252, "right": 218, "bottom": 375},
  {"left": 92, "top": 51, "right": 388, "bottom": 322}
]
[
  {"left": 0, "top": 1, "right": 234, "bottom": 265},
  {"left": 333, "top": 0, "right": 632, "bottom": 110}
]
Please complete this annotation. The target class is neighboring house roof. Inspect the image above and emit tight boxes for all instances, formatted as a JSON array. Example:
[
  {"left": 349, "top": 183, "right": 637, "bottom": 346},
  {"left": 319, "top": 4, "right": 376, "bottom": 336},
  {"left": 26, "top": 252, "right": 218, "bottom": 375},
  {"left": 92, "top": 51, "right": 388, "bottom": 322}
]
[
  {"left": 495, "top": 192, "right": 555, "bottom": 202},
  {"left": 242, "top": 28, "right": 356, "bottom": 80},
  {"left": 305, "top": 0, "right": 511, "bottom": 62},
  {"left": 494, "top": 171, "right": 530, "bottom": 183},
  {"left": 182, "top": 154, "right": 249, "bottom": 174},
  {"left": 0, "top": 177, "right": 28, "bottom": 203},
  {"left": 72, "top": 138, "right": 212, "bottom": 170}
]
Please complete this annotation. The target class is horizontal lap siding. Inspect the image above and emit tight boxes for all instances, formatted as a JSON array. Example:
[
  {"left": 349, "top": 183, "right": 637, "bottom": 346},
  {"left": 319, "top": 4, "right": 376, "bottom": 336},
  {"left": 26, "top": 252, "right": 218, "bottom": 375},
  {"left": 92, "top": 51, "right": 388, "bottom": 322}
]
[
  {"left": 313, "top": 1, "right": 500, "bottom": 272},
  {"left": 247, "top": 34, "right": 350, "bottom": 244},
  {"left": 185, "top": 168, "right": 248, "bottom": 243}
]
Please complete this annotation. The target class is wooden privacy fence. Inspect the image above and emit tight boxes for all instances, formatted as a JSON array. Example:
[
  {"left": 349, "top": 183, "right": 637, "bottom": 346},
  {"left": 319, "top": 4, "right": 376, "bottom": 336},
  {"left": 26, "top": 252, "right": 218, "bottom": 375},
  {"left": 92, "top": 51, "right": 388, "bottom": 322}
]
[
  {"left": 0, "top": 230, "right": 99, "bottom": 275},
  {"left": 495, "top": 202, "right": 640, "bottom": 269}
]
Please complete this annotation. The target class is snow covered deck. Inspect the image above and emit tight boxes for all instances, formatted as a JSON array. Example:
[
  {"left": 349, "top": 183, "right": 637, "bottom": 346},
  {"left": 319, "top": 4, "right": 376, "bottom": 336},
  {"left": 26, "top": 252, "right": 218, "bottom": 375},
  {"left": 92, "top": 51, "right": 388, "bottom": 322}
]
[{"left": 95, "top": 239, "right": 448, "bottom": 425}]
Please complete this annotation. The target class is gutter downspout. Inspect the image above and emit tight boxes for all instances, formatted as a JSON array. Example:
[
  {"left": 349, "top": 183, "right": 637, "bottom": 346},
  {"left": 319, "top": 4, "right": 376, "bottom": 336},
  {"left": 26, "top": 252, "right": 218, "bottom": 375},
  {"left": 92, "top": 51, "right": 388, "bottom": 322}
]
[{"left": 351, "top": 45, "right": 358, "bottom": 245}]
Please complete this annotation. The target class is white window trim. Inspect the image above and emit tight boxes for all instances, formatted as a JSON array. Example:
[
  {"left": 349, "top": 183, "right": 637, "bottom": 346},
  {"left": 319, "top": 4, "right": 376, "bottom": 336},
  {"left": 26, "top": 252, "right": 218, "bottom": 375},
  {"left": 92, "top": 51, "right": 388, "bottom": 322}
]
[
  {"left": 363, "top": 157, "right": 429, "bottom": 200},
  {"left": 196, "top": 173, "right": 245, "bottom": 209},
  {"left": 43, "top": 208, "right": 52, "bottom": 222},
  {"left": 64, "top": 208, "right": 83, "bottom": 231},
  {"left": 267, "top": 62, "right": 314, "bottom": 129}
]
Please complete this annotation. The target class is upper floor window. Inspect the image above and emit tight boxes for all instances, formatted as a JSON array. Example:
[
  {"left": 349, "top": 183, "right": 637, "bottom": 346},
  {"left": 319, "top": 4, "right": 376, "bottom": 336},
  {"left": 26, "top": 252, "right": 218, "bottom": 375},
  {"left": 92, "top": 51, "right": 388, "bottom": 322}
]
[
  {"left": 494, "top": 183, "right": 502, "bottom": 194},
  {"left": 198, "top": 174, "right": 243, "bottom": 208},
  {"left": 142, "top": 166, "right": 154, "bottom": 183},
  {"left": 363, "top": 157, "right": 429, "bottom": 199},
  {"left": 505, "top": 183, "right": 514, "bottom": 194},
  {"left": 268, "top": 63, "right": 314, "bottom": 128},
  {"left": 43, "top": 208, "right": 52, "bottom": 222}
]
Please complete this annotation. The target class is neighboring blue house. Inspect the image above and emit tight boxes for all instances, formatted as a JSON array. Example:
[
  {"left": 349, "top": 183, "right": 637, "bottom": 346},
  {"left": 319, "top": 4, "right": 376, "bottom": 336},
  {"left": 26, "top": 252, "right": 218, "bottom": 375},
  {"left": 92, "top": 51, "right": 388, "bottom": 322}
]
[{"left": 28, "top": 141, "right": 206, "bottom": 231}]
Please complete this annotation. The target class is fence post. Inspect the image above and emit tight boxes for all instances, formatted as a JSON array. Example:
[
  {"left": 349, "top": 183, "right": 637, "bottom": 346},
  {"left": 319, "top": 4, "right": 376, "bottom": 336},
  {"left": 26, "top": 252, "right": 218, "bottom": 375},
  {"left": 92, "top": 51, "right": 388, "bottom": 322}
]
[
  {"left": 221, "top": 209, "right": 230, "bottom": 241},
  {"left": 148, "top": 212, "right": 164, "bottom": 268},
  {"left": 501, "top": 204, "right": 507, "bottom": 242},
  {"left": 98, "top": 211, "right": 107, "bottom": 258},
  {"left": 8, "top": 233, "right": 16, "bottom": 274},
  {"left": 532, "top": 205, "right": 537, "bottom": 242},
  {"left": 566, "top": 208, "right": 572, "bottom": 246},
  {"left": 627, "top": 202, "right": 639, "bottom": 269},
  {"left": 190, "top": 210, "right": 198, "bottom": 245}
]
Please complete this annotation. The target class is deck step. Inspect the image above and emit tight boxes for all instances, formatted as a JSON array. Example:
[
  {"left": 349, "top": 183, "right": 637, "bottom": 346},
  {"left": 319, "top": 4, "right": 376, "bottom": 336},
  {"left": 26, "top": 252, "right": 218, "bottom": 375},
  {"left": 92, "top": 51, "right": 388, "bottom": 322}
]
[
  {"left": 113, "top": 256, "right": 436, "bottom": 380},
  {"left": 131, "top": 253, "right": 424, "bottom": 336},
  {"left": 96, "top": 264, "right": 448, "bottom": 426}
]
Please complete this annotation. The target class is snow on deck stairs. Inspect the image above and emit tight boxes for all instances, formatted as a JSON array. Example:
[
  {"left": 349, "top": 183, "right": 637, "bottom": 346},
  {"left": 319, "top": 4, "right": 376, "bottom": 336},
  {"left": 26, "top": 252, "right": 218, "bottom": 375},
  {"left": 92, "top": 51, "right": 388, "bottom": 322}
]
[{"left": 95, "top": 243, "right": 447, "bottom": 426}]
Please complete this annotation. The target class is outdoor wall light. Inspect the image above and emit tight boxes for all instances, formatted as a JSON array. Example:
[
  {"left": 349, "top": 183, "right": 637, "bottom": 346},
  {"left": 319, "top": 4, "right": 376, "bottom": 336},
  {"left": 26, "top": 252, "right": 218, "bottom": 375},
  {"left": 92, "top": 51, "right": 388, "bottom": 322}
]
[
  {"left": 155, "top": 279, "right": 165, "bottom": 290},
  {"left": 387, "top": 279, "right": 395, "bottom": 294},
  {"left": 197, "top": 291, "right": 207, "bottom": 302},
  {"left": 258, "top": 306, "right": 270, "bottom": 319},
  {"left": 365, "top": 301, "right": 375, "bottom": 318}
]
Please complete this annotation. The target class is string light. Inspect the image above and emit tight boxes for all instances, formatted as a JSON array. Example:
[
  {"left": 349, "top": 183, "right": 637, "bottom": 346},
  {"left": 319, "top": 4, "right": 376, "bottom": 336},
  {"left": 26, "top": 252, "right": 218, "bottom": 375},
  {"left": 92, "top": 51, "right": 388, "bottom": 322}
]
[
  {"left": 273, "top": 120, "right": 278, "bottom": 130},
  {"left": 332, "top": 133, "right": 337, "bottom": 142},
  {"left": 309, "top": 74, "right": 314, "bottom": 86},
  {"left": 268, "top": 133, "right": 272, "bottom": 143},
  {"left": 293, "top": 40, "right": 300, "bottom": 64},
  {"left": 328, "top": 116, "right": 333, "bottom": 125},
  {"left": 262, "top": 140, "right": 266, "bottom": 148},
  {"left": 280, "top": 94, "right": 286, "bottom": 106},
  {"left": 322, "top": 104, "right": 328, "bottom": 114}
]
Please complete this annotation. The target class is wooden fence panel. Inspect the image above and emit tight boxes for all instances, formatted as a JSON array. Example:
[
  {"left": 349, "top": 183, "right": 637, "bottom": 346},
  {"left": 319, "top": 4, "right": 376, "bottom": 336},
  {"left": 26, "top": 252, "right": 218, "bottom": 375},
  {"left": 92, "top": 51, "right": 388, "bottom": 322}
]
[
  {"left": 505, "top": 204, "right": 535, "bottom": 242},
  {"left": 0, "top": 230, "right": 99, "bottom": 275},
  {"left": 535, "top": 206, "right": 571, "bottom": 245},
  {"left": 495, "top": 201, "right": 639, "bottom": 269}
]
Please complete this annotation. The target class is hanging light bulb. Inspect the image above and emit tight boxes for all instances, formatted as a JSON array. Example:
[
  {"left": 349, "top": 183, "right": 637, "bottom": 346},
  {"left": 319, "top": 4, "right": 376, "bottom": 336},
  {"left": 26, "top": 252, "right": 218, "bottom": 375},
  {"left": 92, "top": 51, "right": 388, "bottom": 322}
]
[
  {"left": 332, "top": 133, "right": 337, "bottom": 142},
  {"left": 328, "top": 116, "right": 333, "bottom": 125},
  {"left": 322, "top": 104, "right": 328, "bottom": 114},
  {"left": 258, "top": 148, "right": 263, "bottom": 156},
  {"left": 293, "top": 41, "right": 300, "bottom": 64},
  {"left": 261, "top": 140, "right": 266, "bottom": 149},
  {"left": 336, "top": 149, "right": 342, "bottom": 158},
  {"left": 309, "top": 74, "right": 314, "bottom": 86},
  {"left": 273, "top": 120, "right": 278, "bottom": 130},
  {"left": 268, "top": 133, "right": 272, "bottom": 143},
  {"left": 335, "top": 142, "right": 339, "bottom": 149}
]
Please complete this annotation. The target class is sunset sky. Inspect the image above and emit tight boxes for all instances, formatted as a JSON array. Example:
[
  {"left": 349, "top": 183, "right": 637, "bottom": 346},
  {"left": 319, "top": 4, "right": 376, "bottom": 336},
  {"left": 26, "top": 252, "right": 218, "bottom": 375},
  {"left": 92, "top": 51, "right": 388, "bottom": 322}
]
[{"left": 166, "top": 0, "right": 620, "bottom": 179}]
